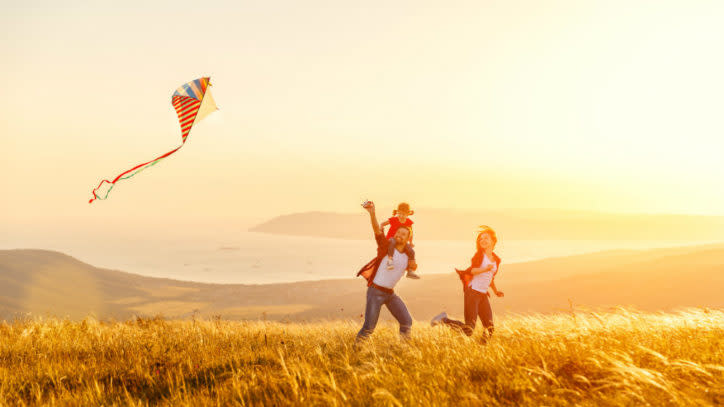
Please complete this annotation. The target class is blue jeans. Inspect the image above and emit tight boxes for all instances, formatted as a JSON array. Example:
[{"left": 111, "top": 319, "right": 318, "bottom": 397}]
[
  {"left": 442, "top": 286, "right": 494, "bottom": 338},
  {"left": 357, "top": 286, "right": 413, "bottom": 340}
]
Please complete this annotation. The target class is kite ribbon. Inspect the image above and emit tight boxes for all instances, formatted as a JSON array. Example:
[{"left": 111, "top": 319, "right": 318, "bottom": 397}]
[{"left": 88, "top": 145, "right": 182, "bottom": 203}]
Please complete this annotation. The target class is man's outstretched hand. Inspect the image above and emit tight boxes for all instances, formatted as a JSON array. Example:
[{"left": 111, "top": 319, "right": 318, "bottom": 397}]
[{"left": 363, "top": 201, "right": 375, "bottom": 214}]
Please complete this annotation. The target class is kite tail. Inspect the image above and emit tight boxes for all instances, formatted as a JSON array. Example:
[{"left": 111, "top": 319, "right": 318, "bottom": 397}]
[{"left": 88, "top": 145, "right": 183, "bottom": 204}]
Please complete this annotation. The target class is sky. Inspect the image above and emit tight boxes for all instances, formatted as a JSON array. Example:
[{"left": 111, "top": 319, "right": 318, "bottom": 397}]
[{"left": 2, "top": 0, "right": 724, "bottom": 232}]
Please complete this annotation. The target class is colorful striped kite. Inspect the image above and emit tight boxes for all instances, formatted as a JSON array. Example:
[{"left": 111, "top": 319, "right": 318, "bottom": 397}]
[{"left": 88, "top": 77, "right": 218, "bottom": 203}]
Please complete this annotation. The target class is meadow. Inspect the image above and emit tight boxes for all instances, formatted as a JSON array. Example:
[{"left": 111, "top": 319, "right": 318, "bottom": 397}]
[{"left": 1, "top": 309, "right": 722, "bottom": 406}]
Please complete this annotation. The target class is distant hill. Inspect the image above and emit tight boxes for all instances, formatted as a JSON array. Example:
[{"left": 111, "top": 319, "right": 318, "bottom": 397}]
[
  {"left": 249, "top": 209, "right": 724, "bottom": 241},
  {"left": 0, "top": 249, "right": 196, "bottom": 320},
  {"left": 1, "top": 246, "right": 723, "bottom": 321}
]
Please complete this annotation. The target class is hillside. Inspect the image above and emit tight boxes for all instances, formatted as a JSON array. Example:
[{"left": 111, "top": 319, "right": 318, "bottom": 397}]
[
  {"left": 1, "top": 245, "right": 723, "bottom": 321},
  {"left": 249, "top": 208, "right": 724, "bottom": 241}
]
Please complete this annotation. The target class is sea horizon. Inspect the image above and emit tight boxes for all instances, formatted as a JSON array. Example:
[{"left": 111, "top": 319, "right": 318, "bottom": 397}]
[{"left": 2, "top": 232, "right": 719, "bottom": 285}]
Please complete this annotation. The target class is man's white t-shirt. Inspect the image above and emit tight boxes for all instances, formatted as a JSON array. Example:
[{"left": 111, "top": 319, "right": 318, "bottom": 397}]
[
  {"left": 469, "top": 253, "right": 497, "bottom": 293},
  {"left": 372, "top": 248, "right": 408, "bottom": 289}
]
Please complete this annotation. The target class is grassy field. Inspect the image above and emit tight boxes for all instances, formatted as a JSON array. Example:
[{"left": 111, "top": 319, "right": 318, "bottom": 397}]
[{"left": 1, "top": 309, "right": 722, "bottom": 406}]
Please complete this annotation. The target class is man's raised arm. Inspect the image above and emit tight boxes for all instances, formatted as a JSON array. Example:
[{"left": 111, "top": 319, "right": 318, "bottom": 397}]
[{"left": 364, "top": 201, "right": 382, "bottom": 236}]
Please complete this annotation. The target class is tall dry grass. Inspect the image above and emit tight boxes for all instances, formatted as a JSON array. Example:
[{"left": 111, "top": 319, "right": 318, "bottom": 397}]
[{"left": 1, "top": 309, "right": 722, "bottom": 406}]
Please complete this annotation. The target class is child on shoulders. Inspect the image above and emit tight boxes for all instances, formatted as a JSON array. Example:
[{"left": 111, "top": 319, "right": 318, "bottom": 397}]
[{"left": 380, "top": 202, "right": 419, "bottom": 279}]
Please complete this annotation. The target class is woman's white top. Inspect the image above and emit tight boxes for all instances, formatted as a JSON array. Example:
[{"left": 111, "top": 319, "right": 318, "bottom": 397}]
[{"left": 469, "top": 253, "right": 497, "bottom": 294}]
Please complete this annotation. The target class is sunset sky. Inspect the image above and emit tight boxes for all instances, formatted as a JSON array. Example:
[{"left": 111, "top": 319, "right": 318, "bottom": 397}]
[{"left": 3, "top": 0, "right": 724, "bottom": 230}]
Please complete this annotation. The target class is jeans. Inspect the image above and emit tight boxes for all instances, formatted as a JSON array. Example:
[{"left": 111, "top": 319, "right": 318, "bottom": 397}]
[
  {"left": 356, "top": 286, "right": 413, "bottom": 340},
  {"left": 442, "top": 286, "right": 494, "bottom": 338},
  {"left": 387, "top": 239, "right": 415, "bottom": 261}
]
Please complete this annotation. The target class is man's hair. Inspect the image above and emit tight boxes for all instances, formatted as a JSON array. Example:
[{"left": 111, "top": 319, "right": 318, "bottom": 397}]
[{"left": 396, "top": 225, "right": 411, "bottom": 234}]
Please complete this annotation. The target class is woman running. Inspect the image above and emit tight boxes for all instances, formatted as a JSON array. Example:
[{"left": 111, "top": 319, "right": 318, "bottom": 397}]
[{"left": 431, "top": 226, "right": 504, "bottom": 341}]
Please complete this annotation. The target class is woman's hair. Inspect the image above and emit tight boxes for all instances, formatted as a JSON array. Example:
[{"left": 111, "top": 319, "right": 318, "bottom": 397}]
[
  {"left": 471, "top": 226, "right": 498, "bottom": 268},
  {"left": 392, "top": 202, "right": 414, "bottom": 216},
  {"left": 473, "top": 226, "right": 497, "bottom": 254},
  {"left": 476, "top": 227, "right": 498, "bottom": 250}
]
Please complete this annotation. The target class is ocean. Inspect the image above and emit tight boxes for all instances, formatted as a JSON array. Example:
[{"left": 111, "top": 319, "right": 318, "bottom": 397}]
[{"left": 2, "top": 231, "right": 714, "bottom": 284}]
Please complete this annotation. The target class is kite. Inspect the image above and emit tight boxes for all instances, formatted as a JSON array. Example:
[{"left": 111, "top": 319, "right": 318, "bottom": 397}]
[{"left": 88, "top": 77, "right": 218, "bottom": 203}]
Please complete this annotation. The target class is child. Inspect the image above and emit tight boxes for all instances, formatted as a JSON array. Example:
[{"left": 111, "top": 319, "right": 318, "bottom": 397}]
[{"left": 380, "top": 202, "right": 419, "bottom": 279}]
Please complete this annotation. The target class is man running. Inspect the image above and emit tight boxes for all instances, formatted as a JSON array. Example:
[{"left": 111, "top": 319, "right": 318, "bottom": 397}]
[{"left": 355, "top": 200, "right": 416, "bottom": 341}]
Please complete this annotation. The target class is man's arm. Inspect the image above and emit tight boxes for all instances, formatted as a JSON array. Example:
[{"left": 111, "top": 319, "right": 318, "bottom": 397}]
[
  {"left": 364, "top": 202, "right": 382, "bottom": 236},
  {"left": 379, "top": 220, "right": 390, "bottom": 236}
]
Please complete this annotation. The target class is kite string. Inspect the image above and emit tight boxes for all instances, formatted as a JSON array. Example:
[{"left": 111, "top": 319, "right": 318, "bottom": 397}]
[
  {"left": 93, "top": 156, "right": 168, "bottom": 201},
  {"left": 89, "top": 144, "right": 183, "bottom": 203}
]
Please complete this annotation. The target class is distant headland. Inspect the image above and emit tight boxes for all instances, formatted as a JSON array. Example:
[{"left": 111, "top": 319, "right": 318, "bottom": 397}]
[{"left": 249, "top": 208, "right": 724, "bottom": 241}]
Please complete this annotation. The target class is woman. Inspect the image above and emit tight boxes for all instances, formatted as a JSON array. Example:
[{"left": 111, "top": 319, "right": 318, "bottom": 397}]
[{"left": 431, "top": 226, "right": 504, "bottom": 340}]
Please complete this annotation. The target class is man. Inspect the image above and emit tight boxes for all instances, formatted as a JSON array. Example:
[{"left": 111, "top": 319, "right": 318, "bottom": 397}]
[{"left": 356, "top": 200, "right": 417, "bottom": 340}]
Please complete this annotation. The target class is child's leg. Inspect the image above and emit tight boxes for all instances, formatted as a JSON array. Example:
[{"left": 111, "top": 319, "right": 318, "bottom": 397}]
[
  {"left": 386, "top": 238, "right": 395, "bottom": 270},
  {"left": 405, "top": 244, "right": 420, "bottom": 278},
  {"left": 405, "top": 245, "right": 415, "bottom": 262},
  {"left": 387, "top": 238, "right": 396, "bottom": 259}
]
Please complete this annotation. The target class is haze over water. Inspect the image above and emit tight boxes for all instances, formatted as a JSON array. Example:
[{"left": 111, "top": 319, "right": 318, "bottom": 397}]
[{"left": 0, "top": 228, "right": 713, "bottom": 284}]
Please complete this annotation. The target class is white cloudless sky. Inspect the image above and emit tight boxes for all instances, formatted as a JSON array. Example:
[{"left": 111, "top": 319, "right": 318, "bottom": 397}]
[{"left": 2, "top": 0, "right": 724, "bottom": 231}]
